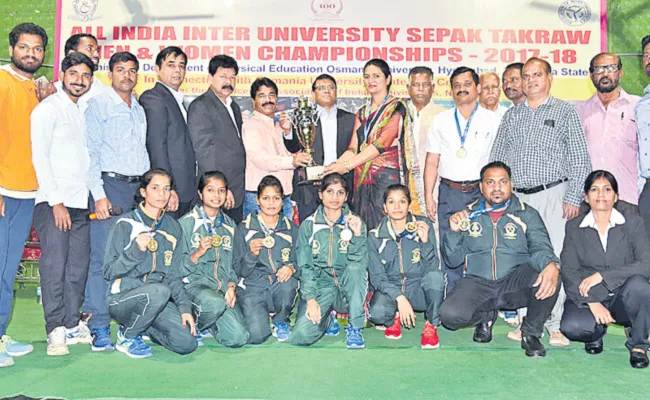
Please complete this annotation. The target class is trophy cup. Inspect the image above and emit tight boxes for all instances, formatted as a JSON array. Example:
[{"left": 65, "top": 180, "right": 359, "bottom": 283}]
[{"left": 288, "top": 96, "right": 323, "bottom": 185}]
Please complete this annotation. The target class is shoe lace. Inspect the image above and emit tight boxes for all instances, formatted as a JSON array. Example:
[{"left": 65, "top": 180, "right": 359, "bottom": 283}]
[
  {"left": 0, "top": 339, "right": 6, "bottom": 353},
  {"left": 1, "top": 335, "right": 15, "bottom": 345},
  {"left": 423, "top": 323, "right": 436, "bottom": 336},
  {"left": 276, "top": 321, "right": 289, "bottom": 334},
  {"left": 347, "top": 326, "right": 362, "bottom": 341}
]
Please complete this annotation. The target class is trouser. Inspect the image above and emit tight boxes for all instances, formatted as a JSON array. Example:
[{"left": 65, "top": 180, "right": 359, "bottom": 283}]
[
  {"left": 107, "top": 283, "right": 197, "bottom": 355},
  {"left": 85, "top": 176, "right": 139, "bottom": 330},
  {"left": 437, "top": 180, "right": 480, "bottom": 295},
  {"left": 185, "top": 285, "right": 248, "bottom": 348},
  {"left": 368, "top": 270, "right": 445, "bottom": 326},
  {"left": 224, "top": 203, "right": 243, "bottom": 224},
  {"left": 639, "top": 180, "right": 650, "bottom": 239},
  {"left": 290, "top": 266, "right": 368, "bottom": 346},
  {"left": 560, "top": 275, "right": 650, "bottom": 352},
  {"left": 168, "top": 200, "right": 194, "bottom": 219},
  {"left": 439, "top": 264, "right": 560, "bottom": 338},
  {"left": 514, "top": 181, "right": 567, "bottom": 332},
  {"left": 0, "top": 196, "right": 34, "bottom": 336},
  {"left": 34, "top": 204, "right": 90, "bottom": 334},
  {"left": 237, "top": 277, "right": 299, "bottom": 344},
  {"left": 297, "top": 193, "right": 320, "bottom": 223},
  {"left": 243, "top": 191, "right": 293, "bottom": 221}
]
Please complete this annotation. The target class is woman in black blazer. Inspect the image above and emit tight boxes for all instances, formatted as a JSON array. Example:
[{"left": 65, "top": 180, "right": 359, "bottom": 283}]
[{"left": 560, "top": 170, "right": 650, "bottom": 369}]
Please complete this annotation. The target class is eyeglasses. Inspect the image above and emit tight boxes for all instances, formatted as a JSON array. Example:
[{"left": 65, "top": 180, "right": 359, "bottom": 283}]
[
  {"left": 592, "top": 64, "right": 620, "bottom": 74},
  {"left": 315, "top": 85, "right": 335, "bottom": 92}
]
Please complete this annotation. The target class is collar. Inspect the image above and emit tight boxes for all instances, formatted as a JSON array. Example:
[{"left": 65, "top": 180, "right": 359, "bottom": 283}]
[
  {"left": 317, "top": 104, "right": 337, "bottom": 119},
  {"left": 644, "top": 84, "right": 650, "bottom": 95},
  {"left": 108, "top": 87, "right": 137, "bottom": 107},
  {"left": 579, "top": 208, "right": 626, "bottom": 229},
  {"left": 313, "top": 204, "right": 352, "bottom": 226},
  {"left": 589, "top": 87, "right": 633, "bottom": 108},
  {"left": 467, "top": 194, "right": 525, "bottom": 213},
  {"left": 524, "top": 94, "right": 552, "bottom": 109},
  {"left": 243, "top": 210, "right": 292, "bottom": 232},
  {"left": 0, "top": 64, "right": 33, "bottom": 82},
  {"left": 212, "top": 89, "right": 233, "bottom": 108},
  {"left": 159, "top": 81, "right": 184, "bottom": 102},
  {"left": 252, "top": 110, "right": 276, "bottom": 124},
  {"left": 374, "top": 213, "right": 419, "bottom": 241},
  {"left": 53, "top": 88, "right": 78, "bottom": 108}
]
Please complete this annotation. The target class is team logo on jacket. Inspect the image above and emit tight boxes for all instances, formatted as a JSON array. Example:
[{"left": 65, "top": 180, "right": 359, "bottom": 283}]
[
  {"left": 164, "top": 250, "right": 173, "bottom": 266},
  {"left": 312, "top": 240, "right": 321, "bottom": 255},
  {"left": 282, "top": 247, "right": 291, "bottom": 262},
  {"left": 468, "top": 222, "right": 483, "bottom": 238},
  {"left": 339, "top": 239, "right": 349, "bottom": 253},
  {"left": 504, "top": 223, "right": 518, "bottom": 240},
  {"left": 411, "top": 248, "right": 421, "bottom": 263},
  {"left": 222, "top": 236, "right": 232, "bottom": 251},
  {"left": 191, "top": 233, "right": 202, "bottom": 248}
]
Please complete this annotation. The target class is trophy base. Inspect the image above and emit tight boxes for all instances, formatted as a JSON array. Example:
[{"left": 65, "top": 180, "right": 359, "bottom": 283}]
[{"left": 296, "top": 165, "right": 325, "bottom": 185}]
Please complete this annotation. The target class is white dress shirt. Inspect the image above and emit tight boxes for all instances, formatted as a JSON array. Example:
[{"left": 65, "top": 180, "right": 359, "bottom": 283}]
[
  {"left": 217, "top": 94, "right": 240, "bottom": 138},
  {"left": 579, "top": 208, "right": 626, "bottom": 251},
  {"left": 317, "top": 105, "right": 338, "bottom": 165},
  {"left": 160, "top": 81, "right": 187, "bottom": 121},
  {"left": 424, "top": 104, "right": 501, "bottom": 181},
  {"left": 31, "top": 90, "right": 90, "bottom": 209}
]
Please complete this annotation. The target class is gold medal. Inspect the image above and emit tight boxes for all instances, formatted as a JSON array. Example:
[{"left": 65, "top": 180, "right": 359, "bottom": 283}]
[
  {"left": 456, "top": 147, "right": 467, "bottom": 158},
  {"left": 212, "top": 235, "right": 223, "bottom": 248},
  {"left": 147, "top": 238, "right": 158, "bottom": 252},
  {"left": 263, "top": 235, "right": 276, "bottom": 249},
  {"left": 459, "top": 218, "right": 471, "bottom": 232},
  {"left": 405, "top": 221, "right": 417, "bottom": 233}
]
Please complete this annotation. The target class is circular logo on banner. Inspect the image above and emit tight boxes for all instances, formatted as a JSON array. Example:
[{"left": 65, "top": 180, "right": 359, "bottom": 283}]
[
  {"left": 311, "top": 0, "right": 344, "bottom": 20},
  {"left": 558, "top": 0, "right": 591, "bottom": 26},
  {"left": 73, "top": 0, "right": 99, "bottom": 22}
]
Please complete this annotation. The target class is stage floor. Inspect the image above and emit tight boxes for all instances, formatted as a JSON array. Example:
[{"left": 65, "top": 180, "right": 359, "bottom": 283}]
[{"left": 2, "top": 287, "right": 646, "bottom": 400}]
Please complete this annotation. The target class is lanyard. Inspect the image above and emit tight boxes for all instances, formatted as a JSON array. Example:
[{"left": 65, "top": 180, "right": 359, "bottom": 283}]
[
  {"left": 198, "top": 206, "right": 223, "bottom": 235},
  {"left": 134, "top": 208, "right": 164, "bottom": 232},
  {"left": 257, "top": 214, "right": 279, "bottom": 236},
  {"left": 363, "top": 94, "right": 390, "bottom": 142},
  {"left": 468, "top": 200, "right": 511, "bottom": 221},
  {"left": 323, "top": 210, "right": 347, "bottom": 228},
  {"left": 454, "top": 102, "right": 479, "bottom": 149}
]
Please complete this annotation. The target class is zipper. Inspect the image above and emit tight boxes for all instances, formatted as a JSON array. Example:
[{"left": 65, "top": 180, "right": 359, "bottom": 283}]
[
  {"left": 328, "top": 228, "right": 338, "bottom": 286},
  {"left": 397, "top": 241, "right": 406, "bottom": 292},
  {"left": 491, "top": 217, "right": 500, "bottom": 280},
  {"left": 213, "top": 247, "right": 222, "bottom": 292},
  {"left": 268, "top": 247, "right": 277, "bottom": 285}
]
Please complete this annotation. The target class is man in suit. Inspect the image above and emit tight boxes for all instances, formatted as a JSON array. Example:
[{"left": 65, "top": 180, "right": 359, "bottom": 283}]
[
  {"left": 282, "top": 74, "right": 355, "bottom": 221},
  {"left": 188, "top": 54, "right": 245, "bottom": 222},
  {"left": 140, "top": 46, "right": 196, "bottom": 217}
]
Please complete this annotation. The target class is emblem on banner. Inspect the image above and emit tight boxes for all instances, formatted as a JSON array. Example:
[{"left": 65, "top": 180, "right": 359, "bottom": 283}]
[
  {"left": 311, "top": 0, "right": 344, "bottom": 20},
  {"left": 558, "top": 0, "right": 591, "bottom": 26},
  {"left": 503, "top": 223, "right": 518, "bottom": 240},
  {"left": 71, "top": 0, "right": 100, "bottom": 22},
  {"left": 468, "top": 222, "right": 483, "bottom": 238}
]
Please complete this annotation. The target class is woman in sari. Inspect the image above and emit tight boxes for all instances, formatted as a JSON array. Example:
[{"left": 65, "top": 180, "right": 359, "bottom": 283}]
[{"left": 324, "top": 58, "right": 423, "bottom": 229}]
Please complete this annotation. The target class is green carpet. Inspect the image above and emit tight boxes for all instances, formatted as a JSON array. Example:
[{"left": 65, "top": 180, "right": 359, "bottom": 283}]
[{"left": 1, "top": 287, "right": 647, "bottom": 400}]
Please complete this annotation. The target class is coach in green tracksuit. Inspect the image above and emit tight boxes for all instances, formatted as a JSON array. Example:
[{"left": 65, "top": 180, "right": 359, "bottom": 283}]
[
  {"left": 233, "top": 176, "right": 300, "bottom": 344},
  {"left": 179, "top": 171, "right": 249, "bottom": 348},
  {"left": 290, "top": 173, "right": 369, "bottom": 349},
  {"left": 104, "top": 169, "right": 197, "bottom": 358},
  {"left": 368, "top": 184, "right": 445, "bottom": 349}
]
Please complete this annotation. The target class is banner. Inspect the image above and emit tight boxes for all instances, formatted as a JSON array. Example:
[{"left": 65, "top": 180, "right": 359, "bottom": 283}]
[{"left": 56, "top": 0, "right": 606, "bottom": 110}]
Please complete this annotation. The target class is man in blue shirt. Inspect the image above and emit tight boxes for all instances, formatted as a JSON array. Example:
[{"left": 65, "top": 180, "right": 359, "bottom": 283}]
[
  {"left": 636, "top": 35, "right": 650, "bottom": 238},
  {"left": 84, "top": 52, "right": 149, "bottom": 351}
]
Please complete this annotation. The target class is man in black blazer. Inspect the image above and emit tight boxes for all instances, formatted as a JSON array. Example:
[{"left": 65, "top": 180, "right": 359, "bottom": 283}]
[
  {"left": 187, "top": 55, "right": 246, "bottom": 222},
  {"left": 140, "top": 46, "right": 196, "bottom": 217},
  {"left": 283, "top": 74, "right": 355, "bottom": 221}
]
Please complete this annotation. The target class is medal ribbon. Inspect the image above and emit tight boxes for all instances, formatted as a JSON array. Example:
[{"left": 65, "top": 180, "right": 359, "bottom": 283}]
[
  {"left": 454, "top": 102, "right": 479, "bottom": 150},
  {"left": 198, "top": 206, "right": 223, "bottom": 235},
  {"left": 467, "top": 199, "right": 511, "bottom": 221},
  {"left": 134, "top": 206, "right": 165, "bottom": 282}
]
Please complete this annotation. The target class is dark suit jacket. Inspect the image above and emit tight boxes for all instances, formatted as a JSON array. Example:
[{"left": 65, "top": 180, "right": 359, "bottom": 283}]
[
  {"left": 140, "top": 82, "right": 196, "bottom": 203},
  {"left": 284, "top": 108, "right": 355, "bottom": 204},
  {"left": 561, "top": 200, "right": 650, "bottom": 307},
  {"left": 187, "top": 89, "right": 245, "bottom": 207}
]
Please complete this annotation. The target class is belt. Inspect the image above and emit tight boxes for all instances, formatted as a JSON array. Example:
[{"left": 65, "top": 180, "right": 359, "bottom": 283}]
[
  {"left": 514, "top": 178, "right": 568, "bottom": 195},
  {"left": 440, "top": 178, "right": 480, "bottom": 193},
  {"left": 102, "top": 172, "right": 141, "bottom": 184}
]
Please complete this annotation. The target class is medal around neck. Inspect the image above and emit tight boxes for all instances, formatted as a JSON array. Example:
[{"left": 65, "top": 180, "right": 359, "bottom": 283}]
[
  {"left": 212, "top": 235, "right": 223, "bottom": 248},
  {"left": 147, "top": 238, "right": 159, "bottom": 252},
  {"left": 459, "top": 218, "right": 471, "bottom": 232},
  {"left": 456, "top": 147, "right": 467, "bottom": 158},
  {"left": 263, "top": 235, "right": 276, "bottom": 249},
  {"left": 340, "top": 228, "right": 353, "bottom": 242},
  {"left": 405, "top": 221, "right": 417, "bottom": 233}
]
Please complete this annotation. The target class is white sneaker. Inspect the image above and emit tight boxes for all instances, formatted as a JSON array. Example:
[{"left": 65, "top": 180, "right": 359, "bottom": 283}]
[
  {"left": 47, "top": 326, "right": 69, "bottom": 356},
  {"left": 0, "top": 340, "right": 14, "bottom": 368},
  {"left": 66, "top": 321, "right": 93, "bottom": 345}
]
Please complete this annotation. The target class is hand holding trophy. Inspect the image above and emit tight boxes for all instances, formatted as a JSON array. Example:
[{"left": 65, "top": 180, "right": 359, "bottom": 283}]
[{"left": 287, "top": 96, "right": 323, "bottom": 185}]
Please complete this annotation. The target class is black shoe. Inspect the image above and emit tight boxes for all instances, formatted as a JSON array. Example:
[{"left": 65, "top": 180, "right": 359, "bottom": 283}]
[
  {"left": 473, "top": 311, "right": 497, "bottom": 343},
  {"left": 521, "top": 335, "right": 546, "bottom": 358},
  {"left": 585, "top": 338, "right": 603, "bottom": 355},
  {"left": 630, "top": 350, "right": 649, "bottom": 369}
]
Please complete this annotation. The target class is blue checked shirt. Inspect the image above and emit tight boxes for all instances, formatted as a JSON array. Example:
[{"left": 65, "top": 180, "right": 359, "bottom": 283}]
[
  {"left": 85, "top": 89, "right": 150, "bottom": 200},
  {"left": 489, "top": 95, "right": 591, "bottom": 207},
  {"left": 635, "top": 84, "right": 650, "bottom": 180}
]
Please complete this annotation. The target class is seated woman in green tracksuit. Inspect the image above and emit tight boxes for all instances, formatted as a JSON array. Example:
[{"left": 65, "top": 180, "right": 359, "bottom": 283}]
[
  {"left": 233, "top": 175, "right": 300, "bottom": 344},
  {"left": 367, "top": 184, "right": 445, "bottom": 349},
  {"left": 179, "top": 171, "right": 249, "bottom": 348},
  {"left": 103, "top": 168, "right": 197, "bottom": 358},
  {"left": 290, "top": 173, "right": 369, "bottom": 349}
]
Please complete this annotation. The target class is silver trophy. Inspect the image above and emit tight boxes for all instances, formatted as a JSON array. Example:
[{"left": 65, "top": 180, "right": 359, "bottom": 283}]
[{"left": 287, "top": 96, "right": 323, "bottom": 184}]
